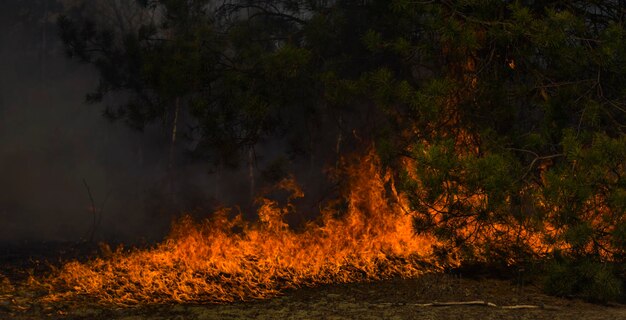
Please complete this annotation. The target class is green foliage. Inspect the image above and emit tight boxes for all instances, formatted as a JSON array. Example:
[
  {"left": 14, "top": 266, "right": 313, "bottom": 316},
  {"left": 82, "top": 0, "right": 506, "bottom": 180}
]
[
  {"left": 58, "top": 0, "right": 320, "bottom": 165},
  {"left": 60, "top": 0, "right": 626, "bottom": 301},
  {"left": 543, "top": 258, "right": 623, "bottom": 302},
  {"left": 542, "top": 133, "right": 626, "bottom": 257},
  {"left": 297, "top": 1, "right": 625, "bottom": 296}
]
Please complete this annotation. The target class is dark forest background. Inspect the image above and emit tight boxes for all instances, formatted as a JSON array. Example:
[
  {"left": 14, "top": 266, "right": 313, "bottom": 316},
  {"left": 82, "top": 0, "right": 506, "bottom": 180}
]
[{"left": 1, "top": 0, "right": 626, "bottom": 301}]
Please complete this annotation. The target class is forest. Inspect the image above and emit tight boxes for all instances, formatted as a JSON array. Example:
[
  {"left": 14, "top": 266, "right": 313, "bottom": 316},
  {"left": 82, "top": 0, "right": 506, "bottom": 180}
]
[{"left": 1, "top": 0, "right": 626, "bottom": 319}]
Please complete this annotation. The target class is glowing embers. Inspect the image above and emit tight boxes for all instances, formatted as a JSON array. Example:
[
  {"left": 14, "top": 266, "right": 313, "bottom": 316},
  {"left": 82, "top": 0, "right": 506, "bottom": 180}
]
[{"left": 40, "top": 151, "right": 443, "bottom": 305}]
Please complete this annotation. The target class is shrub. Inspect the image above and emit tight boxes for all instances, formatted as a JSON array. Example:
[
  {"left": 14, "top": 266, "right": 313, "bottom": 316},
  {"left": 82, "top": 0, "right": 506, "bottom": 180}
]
[{"left": 543, "top": 258, "right": 623, "bottom": 303}]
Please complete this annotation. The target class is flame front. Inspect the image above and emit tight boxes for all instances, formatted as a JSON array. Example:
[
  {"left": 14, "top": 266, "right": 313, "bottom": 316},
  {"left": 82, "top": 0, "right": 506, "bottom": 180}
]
[
  {"left": 41, "top": 151, "right": 444, "bottom": 305},
  {"left": 38, "top": 149, "right": 598, "bottom": 305}
]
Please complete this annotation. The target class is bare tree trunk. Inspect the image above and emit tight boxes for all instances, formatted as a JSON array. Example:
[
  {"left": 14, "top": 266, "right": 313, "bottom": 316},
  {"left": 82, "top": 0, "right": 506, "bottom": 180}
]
[
  {"left": 165, "top": 98, "right": 180, "bottom": 209},
  {"left": 248, "top": 148, "right": 255, "bottom": 202},
  {"left": 168, "top": 97, "right": 180, "bottom": 170},
  {"left": 40, "top": 0, "right": 49, "bottom": 85},
  {"left": 0, "top": 94, "right": 4, "bottom": 138},
  {"left": 335, "top": 114, "right": 342, "bottom": 166},
  {"left": 214, "top": 161, "right": 221, "bottom": 200},
  {"left": 309, "top": 121, "right": 315, "bottom": 176}
]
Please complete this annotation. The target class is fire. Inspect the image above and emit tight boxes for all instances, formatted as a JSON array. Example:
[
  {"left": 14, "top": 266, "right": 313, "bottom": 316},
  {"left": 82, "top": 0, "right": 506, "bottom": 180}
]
[
  {"left": 38, "top": 150, "right": 445, "bottom": 305},
  {"left": 33, "top": 148, "right": 602, "bottom": 306}
]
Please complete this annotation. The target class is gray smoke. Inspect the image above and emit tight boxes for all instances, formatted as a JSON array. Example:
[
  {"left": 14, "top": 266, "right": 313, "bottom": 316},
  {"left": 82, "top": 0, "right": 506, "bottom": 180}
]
[
  {"left": 0, "top": 1, "right": 342, "bottom": 244},
  {"left": 0, "top": 1, "right": 212, "bottom": 243}
]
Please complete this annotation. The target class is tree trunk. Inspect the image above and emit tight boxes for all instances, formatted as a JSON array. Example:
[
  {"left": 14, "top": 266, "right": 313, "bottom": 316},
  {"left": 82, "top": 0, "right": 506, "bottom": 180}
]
[
  {"left": 309, "top": 121, "right": 315, "bottom": 177},
  {"left": 335, "top": 114, "right": 342, "bottom": 167},
  {"left": 40, "top": 0, "right": 49, "bottom": 85},
  {"left": 248, "top": 148, "right": 255, "bottom": 202},
  {"left": 214, "top": 161, "right": 221, "bottom": 200},
  {"left": 165, "top": 98, "right": 180, "bottom": 210},
  {"left": 168, "top": 97, "right": 180, "bottom": 170}
]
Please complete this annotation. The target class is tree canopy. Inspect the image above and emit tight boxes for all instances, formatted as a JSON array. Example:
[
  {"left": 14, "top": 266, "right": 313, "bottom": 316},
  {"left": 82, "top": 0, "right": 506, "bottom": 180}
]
[{"left": 59, "top": 0, "right": 626, "bottom": 301}]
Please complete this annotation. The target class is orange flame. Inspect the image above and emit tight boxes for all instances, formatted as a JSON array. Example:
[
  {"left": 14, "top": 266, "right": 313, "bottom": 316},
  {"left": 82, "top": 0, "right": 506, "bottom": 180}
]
[
  {"left": 36, "top": 148, "right": 608, "bottom": 305},
  {"left": 40, "top": 150, "right": 445, "bottom": 305}
]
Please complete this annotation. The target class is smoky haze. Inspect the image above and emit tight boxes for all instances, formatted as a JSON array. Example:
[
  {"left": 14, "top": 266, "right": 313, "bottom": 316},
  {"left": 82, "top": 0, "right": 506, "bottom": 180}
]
[
  {"left": 0, "top": 1, "right": 340, "bottom": 244},
  {"left": 0, "top": 1, "right": 238, "bottom": 244}
]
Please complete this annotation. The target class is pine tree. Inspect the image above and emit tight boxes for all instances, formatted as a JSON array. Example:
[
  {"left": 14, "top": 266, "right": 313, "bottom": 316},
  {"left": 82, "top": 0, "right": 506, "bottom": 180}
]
[
  {"left": 309, "top": 0, "right": 626, "bottom": 300},
  {"left": 60, "top": 0, "right": 626, "bottom": 300}
]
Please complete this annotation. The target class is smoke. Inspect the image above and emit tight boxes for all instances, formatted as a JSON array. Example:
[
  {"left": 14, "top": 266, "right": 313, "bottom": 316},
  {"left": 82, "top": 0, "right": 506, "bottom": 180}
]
[
  {"left": 0, "top": 1, "right": 214, "bottom": 243},
  {"left": 0, "top": 1, "right": 347, "bottom": 244}
]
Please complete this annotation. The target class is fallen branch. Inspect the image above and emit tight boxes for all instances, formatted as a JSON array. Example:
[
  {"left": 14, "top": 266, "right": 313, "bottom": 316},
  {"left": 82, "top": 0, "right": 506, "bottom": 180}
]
[
  {"left": 501, "top": 304, "right": 541, "bottom": 309},
  {"left": 377, "top": 300, "right": 560, "bottom": 310},
  {"left": 502, "top": 304, "right": 561, "bottom": 310},
  {"left": 413, "top": 300, "right": 497, "bottom": 307}
]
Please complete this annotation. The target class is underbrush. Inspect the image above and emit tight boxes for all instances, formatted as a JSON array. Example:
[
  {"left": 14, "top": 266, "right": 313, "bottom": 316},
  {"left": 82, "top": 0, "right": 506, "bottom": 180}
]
[{"left": 542, "top": 258, "right": 624, "bottom": 303}]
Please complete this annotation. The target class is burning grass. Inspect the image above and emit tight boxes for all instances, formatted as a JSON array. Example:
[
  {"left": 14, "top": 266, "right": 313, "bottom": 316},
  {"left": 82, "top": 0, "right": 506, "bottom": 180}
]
[
  {"left": 29, "top": 150, "right": 610, "bottom": 306},
  {"left": 35, "top": 151, "right": 446, "bottom": 305}
]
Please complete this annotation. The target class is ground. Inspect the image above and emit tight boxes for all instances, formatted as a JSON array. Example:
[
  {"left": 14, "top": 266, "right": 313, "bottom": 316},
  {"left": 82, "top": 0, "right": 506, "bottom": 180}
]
[
  {"left": 2, "top": 275, "right": 626, "bottom": 319},
  {"left": 1, "top": 243, "right": 625, "bottom": 319}
]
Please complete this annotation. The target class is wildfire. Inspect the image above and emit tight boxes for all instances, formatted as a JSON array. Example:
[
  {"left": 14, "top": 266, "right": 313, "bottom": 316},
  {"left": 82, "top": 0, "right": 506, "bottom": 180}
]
[
  {"left": 38, "top": 150, "right": 445, "bottom": 305},
  {"left": 32, "top": 149, "right": 594, "bottom": 306}
]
